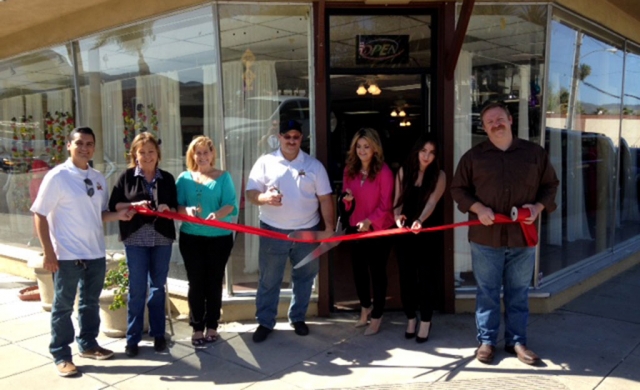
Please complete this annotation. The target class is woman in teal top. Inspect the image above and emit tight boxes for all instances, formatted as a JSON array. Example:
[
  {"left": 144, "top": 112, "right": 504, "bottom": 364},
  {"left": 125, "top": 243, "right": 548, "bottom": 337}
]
[{"left": 176, "top": 136, "right": 238, "bottom": 347}]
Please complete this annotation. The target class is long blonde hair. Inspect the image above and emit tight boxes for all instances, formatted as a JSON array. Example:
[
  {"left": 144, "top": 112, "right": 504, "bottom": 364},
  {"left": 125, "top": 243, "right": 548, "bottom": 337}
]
[
  {"left": 345, "top": 128, "right": 384, "bottom": 180},
  {"left": 186, "top": 135, "right": 216, "bottom": 171},
  {"left": 128, "top": 132, "right": 161, "bottom": 168}
]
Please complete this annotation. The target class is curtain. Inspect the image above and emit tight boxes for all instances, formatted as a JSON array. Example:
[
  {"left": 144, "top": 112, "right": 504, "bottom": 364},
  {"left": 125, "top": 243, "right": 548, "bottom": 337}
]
[
  {"left": 566, "top": 131, "right": 592, "bottom": 241},
  {"left": 453, "top": 50, "right": 473, "bottom": 281},
  {"left": 25, "top": 93, "right": 44, "bottom": 151},
  {"left": 518, "top": 65, "right": 530, "bottom": 141},
  {"left": 203, "top": 64, "right": 223, "bottom": 161},
  {"left": 1, "top": 96, "right": 24, "bottom": 120},
  {"left": 218, "top": 60, "right": 277, "bottom": 274},
  {"left": 45, "top": 89, "right": 73, "bottom": 114},
  {"left": 135, "top": 72, "right": 182, "bottom": 179},
  {"left": 0, "top": 96, "right": 24, "bottom": 151},
  {"left": 620, "top": 138, "right": 639, "bottom": 222},
  {"left": 546, "top": 128, "right": 563, "bottom": 245},
  {"left": 100, "top": 81, "right": 124, "bottom": 189}
]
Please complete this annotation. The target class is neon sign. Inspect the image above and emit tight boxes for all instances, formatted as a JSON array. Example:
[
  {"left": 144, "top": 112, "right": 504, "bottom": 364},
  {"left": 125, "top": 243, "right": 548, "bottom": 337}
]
[{"left": 356, "top": 35, "right": 409, "bottom": 65}]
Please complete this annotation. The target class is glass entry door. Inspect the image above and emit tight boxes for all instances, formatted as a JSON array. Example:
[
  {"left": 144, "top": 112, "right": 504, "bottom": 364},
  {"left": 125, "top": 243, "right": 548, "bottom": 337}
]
[{"left": 327, "top": 73, "right": 428, "bottom": 311}]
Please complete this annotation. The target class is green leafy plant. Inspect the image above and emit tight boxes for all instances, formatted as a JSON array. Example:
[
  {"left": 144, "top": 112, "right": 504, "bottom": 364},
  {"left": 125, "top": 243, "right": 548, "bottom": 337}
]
[{"left": 103, "top": 259, "right": 129, "bottom": 310}]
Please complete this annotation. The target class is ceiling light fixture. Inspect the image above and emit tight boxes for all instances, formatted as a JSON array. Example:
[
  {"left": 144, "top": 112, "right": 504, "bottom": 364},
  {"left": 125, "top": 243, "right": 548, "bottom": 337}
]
[
  {"left": 398, "top": 110, "right": 406, "bottom": 117},
  {"left": 357, "top": 79, "right": 382, "bottom": 96},
  {"left": 390, "top": 110, "right": 398, "bottom": 117}
]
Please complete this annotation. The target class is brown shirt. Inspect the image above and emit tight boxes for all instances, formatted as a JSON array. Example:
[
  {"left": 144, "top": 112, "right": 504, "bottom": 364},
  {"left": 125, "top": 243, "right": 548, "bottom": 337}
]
[{"left": 450, "top": 138, "right": 559, "bottom": 248}]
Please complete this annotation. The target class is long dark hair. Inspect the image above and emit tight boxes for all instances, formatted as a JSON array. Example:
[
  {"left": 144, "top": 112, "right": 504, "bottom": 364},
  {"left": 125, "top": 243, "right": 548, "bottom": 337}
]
[{"left": 394, "top": 134, "right": 440, "bottom": 210}]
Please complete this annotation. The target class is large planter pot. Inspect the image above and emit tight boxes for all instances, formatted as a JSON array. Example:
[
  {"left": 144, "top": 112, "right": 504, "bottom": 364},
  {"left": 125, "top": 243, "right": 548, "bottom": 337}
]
[
  {"left": 99, "top": 289, "right": 128, "bottom": 338},
  {"left": 33, "top": 267, "right": 54, "bottom": 311},
  {"left": 99, "top": 289, "right": 149, "bottom": 338}
]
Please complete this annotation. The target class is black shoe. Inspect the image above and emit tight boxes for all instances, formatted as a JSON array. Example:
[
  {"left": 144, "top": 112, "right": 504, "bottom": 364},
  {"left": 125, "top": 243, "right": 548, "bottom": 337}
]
[
  {"left": 125, "top": 344, "right": 139, "bottom": 357},
  {"left": 405, "top": 319, "right": 417, "bottom": 339},
  {"left": 290, "top": 321, "right": 309, "bottom": 336},
  {"left": 252, "top": 325, "right": 272, "bottom": 343},
  {"left": 154, "top": 337, "right": 167, "bottom": 352},
  {"left": 416, "top": 321, "right": 432, "bottom": 344}
]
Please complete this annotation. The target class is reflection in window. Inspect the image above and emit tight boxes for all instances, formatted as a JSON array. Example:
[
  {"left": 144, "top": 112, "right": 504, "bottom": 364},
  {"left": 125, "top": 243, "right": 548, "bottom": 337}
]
[
  {"left": 616, "top": 44, "right": 640, "bottom": 246},
  {"left": 453, "top": 5, "right": 547, "bottom": 287},
  {"left": 0, "top": 47, "right": 75, "bottom": 248},
  {"left": 544, "top": 16, "right": 623, "bottom": 279}
]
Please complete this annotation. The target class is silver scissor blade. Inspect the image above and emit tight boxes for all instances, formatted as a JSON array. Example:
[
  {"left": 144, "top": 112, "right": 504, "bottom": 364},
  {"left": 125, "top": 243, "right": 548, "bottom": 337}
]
[{"left": 293, "top": 240, "right": 341, "bottom": 269}]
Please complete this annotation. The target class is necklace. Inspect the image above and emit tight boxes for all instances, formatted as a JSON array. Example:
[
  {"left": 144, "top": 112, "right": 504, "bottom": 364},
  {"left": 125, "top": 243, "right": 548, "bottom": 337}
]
[{"left": 360, "top": 169, "right": 368, "bottom": 186}]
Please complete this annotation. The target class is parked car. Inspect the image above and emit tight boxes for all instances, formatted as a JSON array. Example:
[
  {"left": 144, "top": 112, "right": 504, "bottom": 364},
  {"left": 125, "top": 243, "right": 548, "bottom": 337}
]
[{"left": 224, "top": 96, "right": 311, "bottom": 154}]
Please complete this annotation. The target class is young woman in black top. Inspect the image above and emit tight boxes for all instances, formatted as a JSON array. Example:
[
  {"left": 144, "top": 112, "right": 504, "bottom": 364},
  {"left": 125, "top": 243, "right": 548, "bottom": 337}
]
[{"left": 393, "top": 135, "right": 446, "bottom": 343}]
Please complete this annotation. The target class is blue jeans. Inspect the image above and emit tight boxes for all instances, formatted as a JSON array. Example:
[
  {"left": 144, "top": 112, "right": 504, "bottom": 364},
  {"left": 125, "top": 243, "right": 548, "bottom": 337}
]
[
  {"left": 50, "top": 258, "right": 105, "bottom": 364},
  {"left": 470, "top": 242, "right": 536, "bottom": 347},
  {"left": 124, "top": 245, "right": 172, "bottom": 346},
  {"left": 256, "top": 222, "right": 320, "bottom": 329}
]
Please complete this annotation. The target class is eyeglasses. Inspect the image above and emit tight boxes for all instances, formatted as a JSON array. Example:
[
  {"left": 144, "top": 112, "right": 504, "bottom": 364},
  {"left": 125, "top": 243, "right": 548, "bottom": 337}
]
[
  {"left": 84, "top": 178, "right": 95, "bottom": 197},
  {"left": 281, "top": 134, "right": 302, "bottom": 141}
]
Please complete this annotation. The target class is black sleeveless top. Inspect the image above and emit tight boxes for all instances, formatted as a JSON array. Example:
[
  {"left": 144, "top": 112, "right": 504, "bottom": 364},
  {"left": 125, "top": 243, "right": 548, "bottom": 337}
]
[{"left": 399, "top": 177, "right": 432, "bottom": 226}]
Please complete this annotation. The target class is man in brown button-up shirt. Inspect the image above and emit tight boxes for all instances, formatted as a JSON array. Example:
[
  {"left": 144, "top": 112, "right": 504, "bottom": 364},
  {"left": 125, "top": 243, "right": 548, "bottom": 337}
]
[{"left": 450, "top": 102, "right": 558, "bottom": 366}]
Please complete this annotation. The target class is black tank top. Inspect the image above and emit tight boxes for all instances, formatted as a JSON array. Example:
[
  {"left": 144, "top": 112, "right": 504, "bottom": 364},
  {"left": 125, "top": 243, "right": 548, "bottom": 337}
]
[{"left": 400, "top": 181, "right": 429, "bottom": 224}]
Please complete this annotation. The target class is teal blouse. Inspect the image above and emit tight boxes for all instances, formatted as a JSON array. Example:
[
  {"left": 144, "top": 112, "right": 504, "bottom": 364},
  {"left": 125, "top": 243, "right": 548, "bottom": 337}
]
[{"left": 176, "top": 170, "right": 238, "bottom": 237}]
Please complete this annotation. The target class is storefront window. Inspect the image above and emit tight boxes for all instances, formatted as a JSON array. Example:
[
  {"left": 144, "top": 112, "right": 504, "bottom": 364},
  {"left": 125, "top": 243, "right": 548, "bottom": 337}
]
[
  {"left": 0, "top": 46, "right": 75, "bottom": 248},
  {"left": 616, "top": 43, "right": 640, "bottom": 245},
  {"left": 453, "top": 5, "right": 547, "bottom": 287},
  {"left": 218, "top": 4, "right": 312, "bottom": 294},
  {"left": 76, "top": 6, "right": 218, "bottom": 280},
  {"left": 544, "top": 13, "right": 623, "bottom": 279}
]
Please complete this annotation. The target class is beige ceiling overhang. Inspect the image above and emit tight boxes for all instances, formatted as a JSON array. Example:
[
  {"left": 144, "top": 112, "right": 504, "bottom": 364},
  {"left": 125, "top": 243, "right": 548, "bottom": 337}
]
[{"left": 0, "top": 0, "right": 640, "bottom": 60}]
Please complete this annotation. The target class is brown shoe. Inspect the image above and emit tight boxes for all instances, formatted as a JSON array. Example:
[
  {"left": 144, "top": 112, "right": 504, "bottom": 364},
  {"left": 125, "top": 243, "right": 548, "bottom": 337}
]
[
  {"left": 79, "top": 346, "right": 114, "bottom": 360},
  {"left": 505, "top": 344, "right": 541, "bottom": 365},
  {"left": 476, "top": 344, "right": 495, "bottom": 364},
  {"left": 56, "top": 361, "right": 78, "bottom": 377}
]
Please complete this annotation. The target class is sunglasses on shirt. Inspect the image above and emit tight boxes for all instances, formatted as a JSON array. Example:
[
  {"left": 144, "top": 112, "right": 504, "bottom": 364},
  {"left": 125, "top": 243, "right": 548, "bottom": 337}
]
[{"left": 84, "top": 178, "right": 95, "bottom": 197}]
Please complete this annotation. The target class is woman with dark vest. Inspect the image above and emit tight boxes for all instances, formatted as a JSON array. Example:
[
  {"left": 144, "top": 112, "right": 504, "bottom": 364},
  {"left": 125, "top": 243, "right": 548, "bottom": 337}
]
[{"left": 109, "top": 132, "right": 177, "bottom": 357}]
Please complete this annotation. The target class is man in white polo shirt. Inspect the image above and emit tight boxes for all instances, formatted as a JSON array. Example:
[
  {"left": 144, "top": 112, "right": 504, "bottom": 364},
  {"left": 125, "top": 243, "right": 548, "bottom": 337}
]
[
  {"left": 31, "top": 127, "right": 132, "bottom": 377},
  {"left": 246, "top": 119, "right": 334, "bottom": 343}
]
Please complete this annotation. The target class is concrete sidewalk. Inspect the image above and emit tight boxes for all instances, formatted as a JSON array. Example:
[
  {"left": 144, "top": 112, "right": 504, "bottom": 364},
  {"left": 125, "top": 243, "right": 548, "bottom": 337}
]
[{"left": 0, "top": 265, "right": 639, "bottom": 390}]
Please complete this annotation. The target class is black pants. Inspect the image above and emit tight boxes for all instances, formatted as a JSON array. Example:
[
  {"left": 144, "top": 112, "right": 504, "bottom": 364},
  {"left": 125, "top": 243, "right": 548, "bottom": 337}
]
[
  {"left": 396, "top": 232, "right": 436, "bottom": 322},
  {"left": 179, "top": 232, "right": 234, "bottom": 332},
  {"left": 350, "top": 235, "right": 392, "bottom": 319}
]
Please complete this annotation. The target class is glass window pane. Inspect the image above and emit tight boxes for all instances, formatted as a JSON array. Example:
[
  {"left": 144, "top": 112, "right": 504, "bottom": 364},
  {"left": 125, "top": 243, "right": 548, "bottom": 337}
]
[
  {"left": 76, "top": 6, "right": 218, "bottom": 281},
  {"left": 542, "top": 16, "right": 623, "bottom": 279},
  {"left": 219, "top": 4, "right": 312, "bottom": 294},
  {"left": 329, "top": 14, "right": 431, "bottom": 69},
  {"left": 616, "top": 43, "right": 640, "bottom": 245},
  {"left": 453, "top": 5, "right": 547, "bottom": 287},
  {"left": 0, "top": 46, "right": 75, "bottom": 248}
]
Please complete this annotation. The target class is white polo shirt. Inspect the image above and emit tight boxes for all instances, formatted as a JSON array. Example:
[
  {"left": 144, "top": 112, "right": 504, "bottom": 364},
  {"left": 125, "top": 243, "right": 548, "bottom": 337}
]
[
  {"left": 246, "top": 149, "right": 332, "bottom": 230},
  {"left": 30, "top": 159, "right": 108, "bottom": 260}
]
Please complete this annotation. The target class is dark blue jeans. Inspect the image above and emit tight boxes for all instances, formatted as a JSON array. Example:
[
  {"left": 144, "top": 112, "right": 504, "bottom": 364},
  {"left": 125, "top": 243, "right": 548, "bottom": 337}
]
[
  {"left": 124, "top": 245, "right": 172, "bottom": 346},
  {"left": 50, "top": 258, "right": 105, "bottom": 364},
  {"left": 256, "top": 222, "right": 319, "bottom": 329},
  {"left": 470, "top": 242, "right": 536, "bottom": 347}
]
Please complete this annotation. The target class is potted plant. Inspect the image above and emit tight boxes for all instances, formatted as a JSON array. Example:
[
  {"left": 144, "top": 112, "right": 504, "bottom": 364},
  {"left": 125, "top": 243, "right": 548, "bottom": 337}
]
[
  {"left": 99, "top": 254, "right": 149, "bottom": 338},
  {"left": 99, "top": 258, "right": 129, "bottom": 337}
]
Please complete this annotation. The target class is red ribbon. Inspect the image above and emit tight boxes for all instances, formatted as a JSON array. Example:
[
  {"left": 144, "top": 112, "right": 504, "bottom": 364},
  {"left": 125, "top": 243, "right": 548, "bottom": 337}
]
[{"left": 134, "top": 206, "right": 538, "bottom": 246}]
